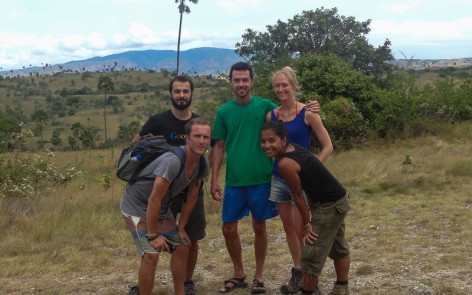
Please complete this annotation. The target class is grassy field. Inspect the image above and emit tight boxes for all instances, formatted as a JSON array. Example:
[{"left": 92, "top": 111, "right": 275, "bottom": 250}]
[
  {"left": 0, "top": 71, "right": 226, "bottom": 151},
  {"left": 0, "top": 123, "right": 471, "bottom": 294}
]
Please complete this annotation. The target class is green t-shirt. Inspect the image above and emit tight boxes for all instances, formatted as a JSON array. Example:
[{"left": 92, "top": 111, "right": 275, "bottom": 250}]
[{"left": 212, "top": 96, "right": 277, "bottom": 186}]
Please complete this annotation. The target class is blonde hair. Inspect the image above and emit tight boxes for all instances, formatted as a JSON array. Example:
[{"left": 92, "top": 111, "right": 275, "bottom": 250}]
[{"left": 270, "top": 66, "right": 301, "bottom": 93}]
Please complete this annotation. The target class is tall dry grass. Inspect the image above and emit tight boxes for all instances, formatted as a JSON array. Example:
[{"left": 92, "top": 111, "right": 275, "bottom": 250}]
[{"left": 0, "top": 123, "right": 471, "bottom": 294}]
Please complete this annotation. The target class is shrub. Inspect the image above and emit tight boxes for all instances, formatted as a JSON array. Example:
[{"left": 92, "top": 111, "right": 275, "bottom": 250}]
[
  {"left": 0, "top": 150, "right": 83, "bottom": 199},
  {"left": 322, "top": 96, "right": 367, "bottom": 149}
]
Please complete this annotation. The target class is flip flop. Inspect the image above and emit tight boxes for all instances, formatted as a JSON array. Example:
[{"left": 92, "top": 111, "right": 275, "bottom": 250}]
[{"left": 218, "top": 275, "right": 248, "bottom": 293}]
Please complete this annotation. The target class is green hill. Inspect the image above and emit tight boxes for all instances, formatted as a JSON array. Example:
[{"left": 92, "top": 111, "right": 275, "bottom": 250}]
[{"left": 0, "top": 70, "right": 229, "bottom": 151}]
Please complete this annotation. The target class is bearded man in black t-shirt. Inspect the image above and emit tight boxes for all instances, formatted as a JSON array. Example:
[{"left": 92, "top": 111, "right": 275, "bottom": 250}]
[{"left": 129, "top": 76, "right": 205, "bottom": 295}]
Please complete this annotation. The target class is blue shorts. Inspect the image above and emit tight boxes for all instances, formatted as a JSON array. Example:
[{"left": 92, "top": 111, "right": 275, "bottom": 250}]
[
  {"left": 269, "top": 175, "right": 293, "bottom": 203},
  {"left": 222, "top": 183, "right": 278, "bottom": 223},
  {"left": 269, "top": 175, "right": 307, "bottom": 203}
]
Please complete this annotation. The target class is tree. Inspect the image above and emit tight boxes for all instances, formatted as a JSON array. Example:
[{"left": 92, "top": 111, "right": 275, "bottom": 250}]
[
  {"left": 97, "top": 75, "right": 115, "bottom": 146},
  {"left": 71, "top": 122, "right": 99, "bottom": 149},
  {"left": 47, "top": 96, "right": 67, "bottom": 117},
  {"left": 175, "top": 0, "right": 198, "bottom": 75},
  {"left": 0, "top": 111, "right": 21, "bottom": 150},
  {"left": 67, "top": 136, "right": 78, "bottom": 150},
  {"left": 30, "top": 108, "right": 49, "bottom": 143},
  {"left": 235, "top": 7, "right": 394, "bottom": 81},
  {"left": 294, "top": 53, "right": 378, "bottom": 122},
  {"left": 50, "top": 129, "right": 63, "bottom": 148},
  {"left": 116, "top": 121, "right": 142, "bottom": 144},
  {"left": 71, "top": 122, "right": 84, "bottom": 150},
  {"left": 5, "top": 104, "right": 29, "bottom": 124},
  {"left": 107, "top": 95, "right": 124, "bottom": 113}
]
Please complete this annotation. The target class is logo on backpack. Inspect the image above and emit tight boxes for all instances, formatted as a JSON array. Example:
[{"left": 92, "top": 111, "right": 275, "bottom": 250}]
[{"left": 116, "top": 135, "right": 185, "bottom": 184}]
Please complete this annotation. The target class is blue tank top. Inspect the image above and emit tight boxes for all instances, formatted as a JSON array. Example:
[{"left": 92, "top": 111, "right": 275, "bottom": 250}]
[{"left": 270, "top": 107, "right": 313, "bottom": 177}]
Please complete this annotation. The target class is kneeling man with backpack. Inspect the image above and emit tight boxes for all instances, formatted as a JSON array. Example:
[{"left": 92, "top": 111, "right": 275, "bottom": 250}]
[{"left": 120, "top": 118, "right": 211, "bottom": 295}]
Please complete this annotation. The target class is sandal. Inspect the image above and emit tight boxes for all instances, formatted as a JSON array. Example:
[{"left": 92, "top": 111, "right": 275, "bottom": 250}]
[
  {"left": 218, "top": 275, "right": 248, "bottom": 293},
  {"left": 251, "top": 278, "right": 266, "bottom": 294}
]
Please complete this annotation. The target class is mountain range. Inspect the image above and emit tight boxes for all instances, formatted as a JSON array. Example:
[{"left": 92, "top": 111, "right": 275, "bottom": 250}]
[
  {"left": 1, "top": 47, "right": 244, "bottom": 76},
  {"left": 1, "top": 47, "right": 471, "bottom": 77}
]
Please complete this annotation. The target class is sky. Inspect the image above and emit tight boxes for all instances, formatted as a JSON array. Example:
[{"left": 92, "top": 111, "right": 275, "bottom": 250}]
[{"left": 1, "top": 0, "right": 472, "bottom": 70}]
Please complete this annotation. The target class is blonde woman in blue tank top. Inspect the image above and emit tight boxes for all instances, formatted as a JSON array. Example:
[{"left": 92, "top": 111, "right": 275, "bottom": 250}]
[{"left": 265, "top": 66, "right": 333, "bottom": 294}]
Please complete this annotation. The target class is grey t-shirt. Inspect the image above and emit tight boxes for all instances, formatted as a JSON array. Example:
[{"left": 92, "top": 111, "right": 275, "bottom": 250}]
[{"left": 120, "top": 147, "right": 208, "bottom": 219}]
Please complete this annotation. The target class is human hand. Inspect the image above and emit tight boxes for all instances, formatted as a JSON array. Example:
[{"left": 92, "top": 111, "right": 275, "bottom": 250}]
[
  {"left": 211, "top": 181, "right": 223, "bottom": 202},
  {"left": 303, "top": 223, "right": 318, "bottom": 245},
  {"left": 306, "top": 100, "right": 320, "bottom": 113},
  {"left": 178, "top": 227, "right": 191, "bottom": 247},
  {"left": 150, "top": 235, "right": 169, "bottom": 252}
]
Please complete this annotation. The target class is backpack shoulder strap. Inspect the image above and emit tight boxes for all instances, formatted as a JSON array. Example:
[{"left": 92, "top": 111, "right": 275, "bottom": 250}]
[{"left": 171, "top": 147, "right": 186, "bottom": 176}]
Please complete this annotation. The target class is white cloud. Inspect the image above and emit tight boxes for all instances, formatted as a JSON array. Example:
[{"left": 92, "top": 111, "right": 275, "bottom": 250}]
[
  {"left": 371, "top": 17, "right": 472, "bottom": 44},
  {"left": 0, "top": 32, "right": 36, "bottom": 48},
  {"left": 112, "top": 33, "right": 129, "bottom": 45},
  {"left": 387, "top": 0, "right": 421, "bottom": 13},
  {"left": 217, "top": 0, "right": 262, "bottom": 11},
  {"left": 129, "top": 22, "right": 160, "bottom": 44}
]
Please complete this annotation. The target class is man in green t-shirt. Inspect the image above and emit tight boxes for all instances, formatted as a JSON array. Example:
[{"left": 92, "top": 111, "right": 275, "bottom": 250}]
[{"left": 211, "top": 62, "right": 276, "bottom": 294}]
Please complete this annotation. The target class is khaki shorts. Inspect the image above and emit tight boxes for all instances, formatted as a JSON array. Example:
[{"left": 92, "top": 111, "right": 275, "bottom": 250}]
[{"left": 301, "top": 194, "right": 350, "bottom": 276}]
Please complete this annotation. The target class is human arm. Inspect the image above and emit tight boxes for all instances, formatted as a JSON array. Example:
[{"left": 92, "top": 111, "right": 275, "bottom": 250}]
[
  {"left": 265, "top": 109, "right": 272, "bottom": 122},
  {"left": 305, "top": 112, "right": 333, "bottom": 163},
  {"left": 177, "top": 178, "right": 203, "bottom": 245},
  {"left": 146, "top": 176, "right": 173, "bottom": 252},
  {"left": 132, "top": 133, "right": 142, "bottom": 143},
  {"left": 209, "top": 139, "right": 225, "bottom": 202},
  {"left": 278, "top": 157, "right": 317, "bottom": 244}
]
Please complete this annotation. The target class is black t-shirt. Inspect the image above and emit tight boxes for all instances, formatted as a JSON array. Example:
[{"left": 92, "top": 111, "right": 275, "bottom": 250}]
[
  {"left": 282, "top": 144, "right": 346, "bottom": 203},
  {"left": 139, "top": 110, "right": 199, "bottom": 146}
]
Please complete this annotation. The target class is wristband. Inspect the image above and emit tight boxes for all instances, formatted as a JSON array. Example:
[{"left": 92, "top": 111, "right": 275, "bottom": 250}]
[{"left": 146, "top": 233, "right": 159, "bottom": 241}]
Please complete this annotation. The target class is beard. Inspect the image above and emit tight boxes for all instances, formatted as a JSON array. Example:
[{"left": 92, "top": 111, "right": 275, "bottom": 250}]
[
  {"left": 234, "top": 87, "right": 249, "bottom": 99},
  {"left": 171, "top": 97, "right": 192, "bottom": 110}
]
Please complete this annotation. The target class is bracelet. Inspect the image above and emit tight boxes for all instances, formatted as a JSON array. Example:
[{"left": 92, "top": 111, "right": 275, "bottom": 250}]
[
  {"left": 146, "top": 233, "right": 159, "bottom": 241},
  {"left": 304, "top": 223, "right": 311, "bottom": 228}
]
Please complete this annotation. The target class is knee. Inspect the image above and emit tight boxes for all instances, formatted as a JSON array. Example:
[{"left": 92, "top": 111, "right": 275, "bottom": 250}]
[
  {"left": 142, "top": 252, "right": 159, "bottom": 265},
  {"left": 222, "top": 222, "right": 237, "bottom": 238},
  {"left": 282, "top": 222, "right": 297, "bottom": 234},
  {"left": 175, "top": 244, "right": 190, "bottom": 255},
  {"left": 252, "top": 220, "right": 267, "bottom": 235}
]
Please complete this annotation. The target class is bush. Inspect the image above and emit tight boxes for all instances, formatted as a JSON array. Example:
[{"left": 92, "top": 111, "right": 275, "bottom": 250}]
[
  {"left": 322, "top": 96, "right": 367, "bottom": 149},
  {"left": 0, "top": 150, "right": 83, "bottom": 199}
]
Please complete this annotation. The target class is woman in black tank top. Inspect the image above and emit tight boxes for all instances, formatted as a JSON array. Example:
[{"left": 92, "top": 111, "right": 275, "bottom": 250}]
[{"left": 260, "top": 121, "right": 352, "bottom": 295}]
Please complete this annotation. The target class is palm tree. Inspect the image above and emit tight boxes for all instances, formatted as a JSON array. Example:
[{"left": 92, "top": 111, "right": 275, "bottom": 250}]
[
  {"left": 97, "top": 75, "right": 115, "bottom": 147},
  {"left": 175, "top": 0, "right": 198, "bottom": 75}
]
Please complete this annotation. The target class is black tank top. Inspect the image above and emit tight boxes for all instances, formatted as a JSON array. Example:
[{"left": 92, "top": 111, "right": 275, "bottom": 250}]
[{"left": 282, "top": 144, "right": 346, "bottom": 203}]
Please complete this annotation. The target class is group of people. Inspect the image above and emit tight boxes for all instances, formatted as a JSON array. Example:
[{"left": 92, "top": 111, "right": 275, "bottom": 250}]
[{"left": 119, "top": 62, "right": 351, "bottom": 295}]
